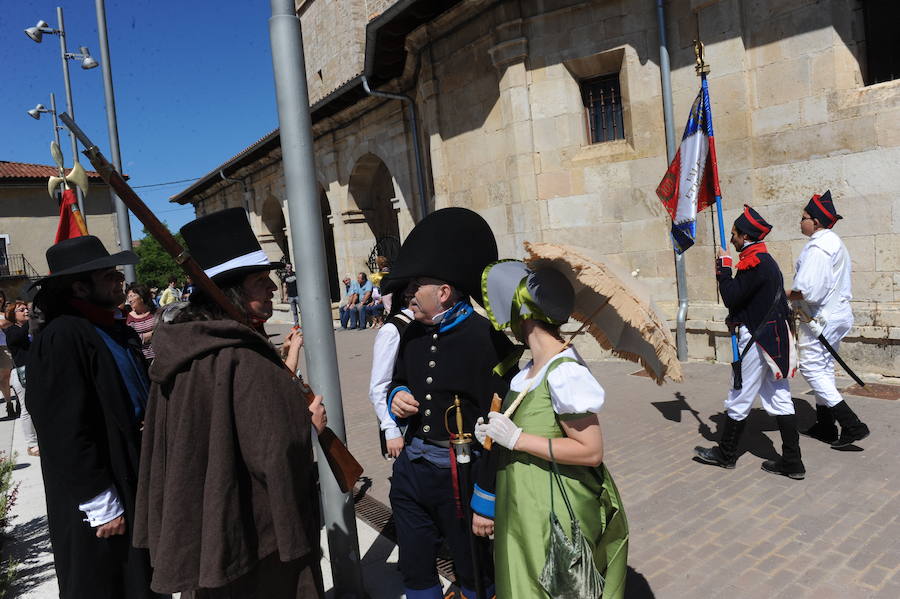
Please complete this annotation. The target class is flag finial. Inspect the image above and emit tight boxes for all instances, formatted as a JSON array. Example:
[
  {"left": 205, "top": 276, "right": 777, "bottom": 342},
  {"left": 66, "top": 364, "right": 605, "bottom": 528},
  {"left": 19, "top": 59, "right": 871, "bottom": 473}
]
[{"left": 694, "top": 40, "right": 710, "bottom": 76}]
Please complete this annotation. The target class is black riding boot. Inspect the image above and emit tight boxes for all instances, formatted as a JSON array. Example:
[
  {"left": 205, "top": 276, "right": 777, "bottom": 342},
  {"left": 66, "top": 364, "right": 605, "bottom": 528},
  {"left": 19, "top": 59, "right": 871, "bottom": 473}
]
[
  {"left": 694, "top": 416, "right": 747, "bottom": 469},
  {"left": 830, "top": 400, "right": 870, "bottom": 448},
  {"left": 762, "top": 414, "right": 806, "bottom": 480},
  {"left": 800, "top": 403, "right": 838, "bottom": 444}
]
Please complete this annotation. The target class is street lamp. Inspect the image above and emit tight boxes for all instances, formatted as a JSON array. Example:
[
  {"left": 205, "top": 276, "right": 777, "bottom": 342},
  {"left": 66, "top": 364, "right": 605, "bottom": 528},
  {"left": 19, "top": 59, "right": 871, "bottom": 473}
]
[
  {"left": 26, "top": 93, "right": 63, "bottom": 150},
  {"left": 24, "top": 7, "right": 97, "bottom": 220}
]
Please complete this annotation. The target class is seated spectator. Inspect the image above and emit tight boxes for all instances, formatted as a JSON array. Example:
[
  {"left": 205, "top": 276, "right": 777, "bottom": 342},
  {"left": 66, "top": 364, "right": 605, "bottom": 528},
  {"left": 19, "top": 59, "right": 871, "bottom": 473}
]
[
  {"left": 338, "top": 274, "right": 356, "bottom": 330},
  {"left": 351, "top": 272, "right": 373, "bottom": 330},
  {"left": 366, "top": 285, "right": 385, "bottom": 328}
]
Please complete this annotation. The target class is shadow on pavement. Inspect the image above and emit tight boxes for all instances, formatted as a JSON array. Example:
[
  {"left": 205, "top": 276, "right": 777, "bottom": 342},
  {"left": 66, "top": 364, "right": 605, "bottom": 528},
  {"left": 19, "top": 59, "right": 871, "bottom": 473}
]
[
  {"left": 4, "top": 515, "right": 55, "bottom": 596},
  {"left": 625, "top": 565, "right": 655, "bottom": 598},
  {"left": 13, "top": 462, "right": 30, "bottom": 471}
]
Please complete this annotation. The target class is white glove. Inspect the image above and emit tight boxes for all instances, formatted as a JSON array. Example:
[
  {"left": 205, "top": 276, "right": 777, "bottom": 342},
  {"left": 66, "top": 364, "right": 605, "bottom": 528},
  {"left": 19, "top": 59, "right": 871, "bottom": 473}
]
[
  {"left": 484, "top": 411, "right": 523, "bottom": 450},
  {"left": 474, "top": 417, "right": 489, "bottom": 445}
]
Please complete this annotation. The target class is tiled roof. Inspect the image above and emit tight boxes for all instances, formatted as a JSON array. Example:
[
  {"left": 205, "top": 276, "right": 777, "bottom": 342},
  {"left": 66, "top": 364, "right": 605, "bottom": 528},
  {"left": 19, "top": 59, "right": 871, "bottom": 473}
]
[{"left": 0, "top": 160, "right": 104, "bottom": 180}]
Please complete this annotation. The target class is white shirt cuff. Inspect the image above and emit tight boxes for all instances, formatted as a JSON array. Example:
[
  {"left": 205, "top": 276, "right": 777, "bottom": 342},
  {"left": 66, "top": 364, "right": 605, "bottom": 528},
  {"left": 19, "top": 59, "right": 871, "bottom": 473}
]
[
  {"left": 78, "top": 486, "right": 125, "bottom": 527},
  {"left": 383, "top": 426, "right": 402, "bottom": 441}
]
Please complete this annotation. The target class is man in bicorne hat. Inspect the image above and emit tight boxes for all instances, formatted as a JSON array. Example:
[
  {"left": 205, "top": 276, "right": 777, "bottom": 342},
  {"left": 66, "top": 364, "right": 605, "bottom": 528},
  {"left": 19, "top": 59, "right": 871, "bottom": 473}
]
[
  {"left": 382, "top": 207, "right": 516, "bottom": 599},
  {"left": 791, "top": 191, "right": 869, "bottom": 449},
  {"left": 695, "top": 205, "right": 805, "bottom": 480},
  {"left": 27, "top": 236, "right": 164, "bottom": 598}
]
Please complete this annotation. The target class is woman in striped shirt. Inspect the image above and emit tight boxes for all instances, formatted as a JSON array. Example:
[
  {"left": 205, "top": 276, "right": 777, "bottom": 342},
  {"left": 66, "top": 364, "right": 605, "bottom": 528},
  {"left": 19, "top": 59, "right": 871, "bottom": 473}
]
[{"left": 125, "top": 284, "right": 158, "bottom": 361}]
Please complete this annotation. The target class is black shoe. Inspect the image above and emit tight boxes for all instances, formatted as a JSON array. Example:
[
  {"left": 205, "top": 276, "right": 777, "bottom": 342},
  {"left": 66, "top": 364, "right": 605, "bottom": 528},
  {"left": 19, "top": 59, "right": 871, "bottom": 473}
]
[
  {"left": 694, "top": 445, "right": 737, "bottom": 469},
  {"left": 800, "top": 404, "right": 838, "bottom": 444},
  {"left": 830, "top": 401, "right": 870, "bottom": 448},
  {"left": 761, "top": 458, "right": 806, "bottom": 480},
  {"left": 694, "top": 415, "right": 747, "bottom": 469}
]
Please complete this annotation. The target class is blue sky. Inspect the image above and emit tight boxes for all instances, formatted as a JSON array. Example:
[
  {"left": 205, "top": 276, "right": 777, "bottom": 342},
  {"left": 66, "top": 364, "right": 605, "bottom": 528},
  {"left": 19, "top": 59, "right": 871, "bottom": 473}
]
[{"left": 2, "top": 0, "right": 280, "bottom": 239}]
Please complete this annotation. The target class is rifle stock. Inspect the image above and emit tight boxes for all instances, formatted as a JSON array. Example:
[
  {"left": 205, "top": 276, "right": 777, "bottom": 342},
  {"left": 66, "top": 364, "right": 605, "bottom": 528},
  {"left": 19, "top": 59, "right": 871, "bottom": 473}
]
[{"left": 59, "top": 113, "right": 363, "bottom": 493}]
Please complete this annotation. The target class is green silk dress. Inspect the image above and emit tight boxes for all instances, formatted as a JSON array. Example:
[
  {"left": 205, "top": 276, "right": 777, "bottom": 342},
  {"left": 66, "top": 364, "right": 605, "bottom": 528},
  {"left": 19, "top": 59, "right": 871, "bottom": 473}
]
[{"left": 494, "top": 357, "right": 629, "bottom": 599}]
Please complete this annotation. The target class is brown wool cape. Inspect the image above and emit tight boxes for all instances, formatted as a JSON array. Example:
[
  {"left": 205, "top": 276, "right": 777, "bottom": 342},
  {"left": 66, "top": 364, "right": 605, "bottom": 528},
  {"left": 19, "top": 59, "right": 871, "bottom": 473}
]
[{"left": 133, "top": 319, "right": 322, "bottom": 596}]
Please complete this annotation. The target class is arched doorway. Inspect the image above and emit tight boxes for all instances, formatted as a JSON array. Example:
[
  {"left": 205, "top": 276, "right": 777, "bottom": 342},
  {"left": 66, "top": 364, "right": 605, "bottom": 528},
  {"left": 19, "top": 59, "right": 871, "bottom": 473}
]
[
  {"left": 320, "top": 189, "right": 340, "bottom": 302},
  {"left": 347, "top": 153, "right": 401, "bottom": 271},
  {"left": 260, "top": 194, "right": 288, "bottom": 261}
]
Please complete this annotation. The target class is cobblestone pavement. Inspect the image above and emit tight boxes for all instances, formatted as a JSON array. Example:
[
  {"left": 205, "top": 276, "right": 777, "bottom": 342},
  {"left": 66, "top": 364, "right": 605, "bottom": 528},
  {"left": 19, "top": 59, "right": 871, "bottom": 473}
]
[{"left": 310, "top": 325, "right": 900, "bottom": 599}]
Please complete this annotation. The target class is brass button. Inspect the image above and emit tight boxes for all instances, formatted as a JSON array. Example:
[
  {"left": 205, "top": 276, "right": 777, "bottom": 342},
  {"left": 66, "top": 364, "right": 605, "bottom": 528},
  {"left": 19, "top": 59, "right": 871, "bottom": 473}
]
[
  {"left": 424, "top": 409, "right": 432, "bottom": 416},
  {"left": 430, "top": 346, "right": 437, "bottom": 353},
  {"left": 432, "top": 333, "right": 439, "bottom": 340},
  {"left": 423, "top": 425, "right": 431, "bottom": 433},
  {"left": 425, "top": 394, "right": 432, "bottom": 400},
  {"left": 428, "top": 360, "right": 436, "bottom": 368},
  {"left": 426, "top": 376, "right": 433, "bottom": 384}
]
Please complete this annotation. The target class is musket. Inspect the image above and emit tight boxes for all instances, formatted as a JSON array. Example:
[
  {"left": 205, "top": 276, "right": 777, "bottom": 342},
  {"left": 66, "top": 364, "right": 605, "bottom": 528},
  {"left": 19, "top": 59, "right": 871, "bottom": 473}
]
[
  {"left": 58, "top": 112, "right": 364, "bottom": 494},
  {"left": 794, "top": 301, "right": 865, "bottom": 388}
]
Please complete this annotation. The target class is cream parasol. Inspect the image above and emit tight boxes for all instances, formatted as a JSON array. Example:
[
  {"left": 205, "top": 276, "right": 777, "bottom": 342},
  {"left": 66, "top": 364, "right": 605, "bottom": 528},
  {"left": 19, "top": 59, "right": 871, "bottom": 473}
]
[{"left": 524, "top": 241, "right": 683, "bottom": 385}]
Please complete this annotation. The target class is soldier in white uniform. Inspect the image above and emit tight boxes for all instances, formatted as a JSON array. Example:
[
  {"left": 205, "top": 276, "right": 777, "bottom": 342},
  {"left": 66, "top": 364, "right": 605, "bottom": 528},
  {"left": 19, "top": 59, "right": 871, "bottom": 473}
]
[{"left": 791, "top": 191, "right": 870, "bottom": 449}]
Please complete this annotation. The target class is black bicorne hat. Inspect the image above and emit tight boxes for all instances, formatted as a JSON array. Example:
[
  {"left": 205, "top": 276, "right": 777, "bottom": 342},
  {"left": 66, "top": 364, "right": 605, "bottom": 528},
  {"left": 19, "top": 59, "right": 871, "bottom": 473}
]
[
  {"left": 380, "top": 207, "right": 498, "bottom": 304},
  {"left": 804, "top": 190, "right": 842, "bottom": 228},
  {"left": 30, "top": 235, "right": 139, "bottom": 290},
  {"left": 733, "top": 205, "right": 773, "bottom": 241},
  {"left": 180, "top": 208, "right": 283, "bottom": 283}
]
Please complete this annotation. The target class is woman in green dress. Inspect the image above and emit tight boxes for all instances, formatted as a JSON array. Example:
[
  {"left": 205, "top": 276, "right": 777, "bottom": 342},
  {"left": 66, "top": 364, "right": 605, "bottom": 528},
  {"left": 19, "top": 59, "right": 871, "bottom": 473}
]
[{"left": 475, "top": 260, "right": 628, "bottom": 599}]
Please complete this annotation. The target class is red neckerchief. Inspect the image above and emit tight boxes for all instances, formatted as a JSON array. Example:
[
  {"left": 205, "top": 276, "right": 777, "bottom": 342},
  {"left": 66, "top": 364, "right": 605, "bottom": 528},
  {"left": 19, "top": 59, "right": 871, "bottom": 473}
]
[
  {"left": 737, "top": 242, "right": 768, "bottom": 270},
  {"left": 69, "top": 298, "right": 118, "bottom": 327}
]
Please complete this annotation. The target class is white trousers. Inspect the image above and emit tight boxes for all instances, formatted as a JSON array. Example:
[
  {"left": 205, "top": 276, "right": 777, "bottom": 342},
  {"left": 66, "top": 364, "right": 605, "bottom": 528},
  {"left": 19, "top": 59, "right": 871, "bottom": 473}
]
[
  {"left": 726, "top": 326, "right": 794, "bottom": 421},
  {"left": 798, "top": 315, "right": 852, "bottom": 408},
  {"left": 10, "top": 368, "right": 37, "bottom": 447}
]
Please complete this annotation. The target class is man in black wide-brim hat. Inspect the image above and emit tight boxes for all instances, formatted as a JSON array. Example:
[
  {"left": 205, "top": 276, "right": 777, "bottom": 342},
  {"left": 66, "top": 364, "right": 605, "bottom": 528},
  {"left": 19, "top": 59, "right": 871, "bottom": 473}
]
[
  {"left": 27, "top": 235, "right": 165, "bottom": 598},
  {"left": 381, "top": 207, "right": 517, "bottom": 599}
]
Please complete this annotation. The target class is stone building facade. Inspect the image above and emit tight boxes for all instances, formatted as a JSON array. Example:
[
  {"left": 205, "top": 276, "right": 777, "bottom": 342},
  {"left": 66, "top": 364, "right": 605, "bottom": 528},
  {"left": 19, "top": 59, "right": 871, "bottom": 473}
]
[{"left": 172, "top": 0, "right": 900, "bottom": 376}]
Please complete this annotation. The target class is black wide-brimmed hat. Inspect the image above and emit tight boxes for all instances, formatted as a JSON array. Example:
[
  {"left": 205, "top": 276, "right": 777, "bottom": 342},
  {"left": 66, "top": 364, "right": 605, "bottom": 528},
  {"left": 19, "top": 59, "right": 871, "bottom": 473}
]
[
  {"left": 380, "top": 207, "right": 498, "bottom": 304},
  {"left": 180, "top": 208, "right": 282, "bottom": 283},
  {"left": 30, "top": 235, "right": 138, "bottom": 289},
  {"left": 804, "top": 190, "right": 842, "bottom": 228},
  {"left": 733, "top": 205, "right": 773, "bottom": 241}
]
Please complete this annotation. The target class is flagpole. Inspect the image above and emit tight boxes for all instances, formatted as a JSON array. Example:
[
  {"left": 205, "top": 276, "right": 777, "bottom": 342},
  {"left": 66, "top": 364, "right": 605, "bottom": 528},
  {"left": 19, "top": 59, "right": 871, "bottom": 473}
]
[{"left": 695, "top": 41, "right": 740, "bottom": 362}]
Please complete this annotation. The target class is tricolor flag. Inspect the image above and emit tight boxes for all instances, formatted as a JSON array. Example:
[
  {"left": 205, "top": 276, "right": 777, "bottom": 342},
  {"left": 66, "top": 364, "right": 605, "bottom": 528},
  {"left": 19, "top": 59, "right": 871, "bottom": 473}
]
[
  {"left": 54, "top": 188, "right": 89, "bottom": 242},
  {"left": 655, "top": 82, "right": 721, "bottom": 253}
]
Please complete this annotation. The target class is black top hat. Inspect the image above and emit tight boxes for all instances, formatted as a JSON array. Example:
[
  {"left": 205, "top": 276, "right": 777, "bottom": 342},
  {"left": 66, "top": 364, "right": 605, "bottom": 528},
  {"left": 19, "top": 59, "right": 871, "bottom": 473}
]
[
  {"left": 380, "top": 207, "right": 498, "bottom": 304},
  {"left": 180, "top": 208, "right": 283, "bottom": 283},
  {"left": 804, "top": 190, "right": 842, "bottom": 228},
  {"left": 30, "top": 235, "right": 138, "bottom": 289},
  {"left": 733, "top": 205, "right": 773, "bottom": 241}
]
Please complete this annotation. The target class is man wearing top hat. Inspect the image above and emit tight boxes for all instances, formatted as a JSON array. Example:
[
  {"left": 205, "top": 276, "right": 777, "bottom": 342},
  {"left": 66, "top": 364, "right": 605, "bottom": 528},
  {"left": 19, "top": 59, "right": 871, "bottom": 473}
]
[
  {"left": 382, "top": 207, "right": 516, "bottom": 599},
  {"left": 791, "top": 191, "right": 869, "bottom": 449},
  {"left": 27, "top": 236, "right": 164, "bottom": 598},
  {"left": 133, "top": 208, "right": 326, "bottom": 598},
  {"left": 695, "top": 205, "right": 805, "bottom": 480}
]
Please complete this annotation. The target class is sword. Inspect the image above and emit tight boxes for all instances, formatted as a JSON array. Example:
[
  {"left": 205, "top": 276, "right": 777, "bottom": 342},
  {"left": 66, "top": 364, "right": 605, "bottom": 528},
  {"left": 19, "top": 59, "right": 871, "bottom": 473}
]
[
  {"left": 447, "top": 395, "right": 487, "bottom": 599},
  {"left": 794, "top": 303, "right": 865, "bottom": 387}
]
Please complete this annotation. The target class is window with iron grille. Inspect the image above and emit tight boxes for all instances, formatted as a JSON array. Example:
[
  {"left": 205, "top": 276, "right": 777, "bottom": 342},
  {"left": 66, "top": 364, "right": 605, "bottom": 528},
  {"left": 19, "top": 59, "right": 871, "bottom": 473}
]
[{"left": 581, "top": 74, "right": 625, "bottom": 144}]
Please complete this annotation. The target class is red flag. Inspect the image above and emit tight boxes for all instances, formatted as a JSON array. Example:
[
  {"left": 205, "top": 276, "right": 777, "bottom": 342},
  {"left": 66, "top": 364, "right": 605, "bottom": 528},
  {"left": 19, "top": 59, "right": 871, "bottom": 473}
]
[{"left": 55, "top": 188, "right": 89, "bottom": 242}]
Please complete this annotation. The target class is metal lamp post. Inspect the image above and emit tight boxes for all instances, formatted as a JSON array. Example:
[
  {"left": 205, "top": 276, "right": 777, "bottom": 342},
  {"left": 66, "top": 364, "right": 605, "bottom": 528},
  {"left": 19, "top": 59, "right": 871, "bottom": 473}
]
[
  {"left": 94, "top": 0, "right": 134, "bottom": 282},
  {"left": 27, "top": 92, "right": 64, "bottom": 150},
  {"left": 24, "top": 7, "right": 98, "bottom": 223}
]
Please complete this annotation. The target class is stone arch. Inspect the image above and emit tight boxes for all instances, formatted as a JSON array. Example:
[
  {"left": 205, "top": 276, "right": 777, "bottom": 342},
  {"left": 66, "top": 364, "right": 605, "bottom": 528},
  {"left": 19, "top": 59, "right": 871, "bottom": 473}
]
[
  {"left": 260, "top": 193, "right": 288, "bottom": 261},
  {"left": 346, "top": 153, "right": 402, "bottom": 271},
  {"left": 319, "top": 186, "right": 340, "bottom": 302}
]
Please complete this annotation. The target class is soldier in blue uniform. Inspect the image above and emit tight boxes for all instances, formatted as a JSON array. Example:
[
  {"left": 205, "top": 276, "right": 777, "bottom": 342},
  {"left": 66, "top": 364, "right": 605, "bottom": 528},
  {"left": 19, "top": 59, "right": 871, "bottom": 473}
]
[
  {"left": 695, "top": 205, "right": 805, "bottom": 480},
  {"left": 382, "top": 208, "right": 516, "bottom": 599}
]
